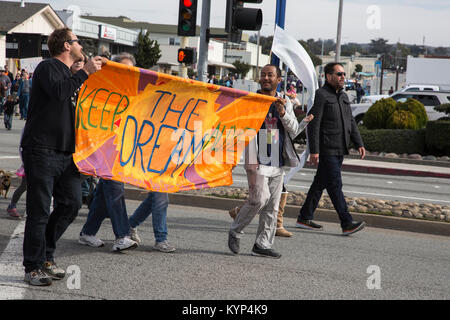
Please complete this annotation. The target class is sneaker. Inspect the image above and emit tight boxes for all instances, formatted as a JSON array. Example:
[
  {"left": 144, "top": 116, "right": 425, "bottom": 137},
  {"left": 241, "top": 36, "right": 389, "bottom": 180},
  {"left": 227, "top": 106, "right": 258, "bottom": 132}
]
[
  {"left": 251, "top": 244, "right": 281, "bottom": 259},
  {"left": 295, "top": 219, "right": 323, "bottom": 230},
  {"left": 228, "top": 231, "right": 240, "bottom": 255},
  {"left": 42, "top": 261, "right": 66, "bottom": 280},
  {"left": 7, "top": 207, "right": 22, "bottom": 219},
  {"left": 79, "top": 233, "right": 105, "bottom": 247},
  {"left": 129, "top": 227, "right": 141, "bottom": 244},
  {"left": 342, "top": 221, "right": 366, "bottom": 236},
  {"left": 153, "top": 240, "right": 176, "bottom": 253},
  {"left": 112, "top": 237, "right": 138, "bottom": 252},
  {"left": 24, "top": 269, "right": 52, "bottom": 286}
]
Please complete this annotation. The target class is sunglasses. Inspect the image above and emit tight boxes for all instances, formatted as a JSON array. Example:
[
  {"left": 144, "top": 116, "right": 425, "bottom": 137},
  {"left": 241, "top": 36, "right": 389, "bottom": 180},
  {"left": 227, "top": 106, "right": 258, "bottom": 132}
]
[
  {"left": 335, "top": 72, "right": 346, "bottom": 77},
  {"left": 67, "top": 39, "right": 80, "bottom": 44}
]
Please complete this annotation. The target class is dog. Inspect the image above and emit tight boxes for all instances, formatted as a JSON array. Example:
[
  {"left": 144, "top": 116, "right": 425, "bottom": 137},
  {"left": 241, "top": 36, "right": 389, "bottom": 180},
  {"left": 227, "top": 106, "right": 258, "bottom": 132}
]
[{"left": 0, "top": 170, "right": 11, "bottom": 198}]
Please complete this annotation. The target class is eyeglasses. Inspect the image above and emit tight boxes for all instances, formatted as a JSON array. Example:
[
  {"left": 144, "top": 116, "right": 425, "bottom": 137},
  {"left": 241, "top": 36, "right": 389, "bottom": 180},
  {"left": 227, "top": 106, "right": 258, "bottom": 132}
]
[
  {"left": 335, "top": 72, "right": 346, "bottom": 77},
  {"left": 67, "top": 39, "right": 80, "bottom": 44}
]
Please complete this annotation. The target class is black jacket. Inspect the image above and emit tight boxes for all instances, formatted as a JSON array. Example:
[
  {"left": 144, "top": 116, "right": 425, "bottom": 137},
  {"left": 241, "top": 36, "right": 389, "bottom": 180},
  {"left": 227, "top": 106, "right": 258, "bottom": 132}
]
[{"left": 307, "top": 82, "right": 363, "bottom": 155}]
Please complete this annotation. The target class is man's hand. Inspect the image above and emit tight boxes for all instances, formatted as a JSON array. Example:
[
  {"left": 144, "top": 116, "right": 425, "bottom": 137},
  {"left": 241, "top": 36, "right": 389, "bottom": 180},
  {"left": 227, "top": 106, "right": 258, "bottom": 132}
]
[
  {"left": 82, "top": 56, "right": 103, "bottom": 76},
  {"left": 303, "top": 114, "right": 314, "bottom": 122},
  {"left": 359, "top": 146, "right": 366, "bottom": 160},
  {"left": 274, "top": 97, "right": 287, "bottom": 117},
  {"left": 309, "top": 153, "right": 319, "bottom": 166}
]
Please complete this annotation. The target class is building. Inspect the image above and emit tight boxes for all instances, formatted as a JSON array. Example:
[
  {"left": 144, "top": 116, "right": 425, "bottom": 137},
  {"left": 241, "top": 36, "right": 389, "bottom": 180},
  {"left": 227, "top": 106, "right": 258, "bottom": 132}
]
[
  {"left": 56, "top": 7, "right": 138, "bottom": 58},
  {"left": 0, "top": 1, "right": 65, "bottom": 73}
]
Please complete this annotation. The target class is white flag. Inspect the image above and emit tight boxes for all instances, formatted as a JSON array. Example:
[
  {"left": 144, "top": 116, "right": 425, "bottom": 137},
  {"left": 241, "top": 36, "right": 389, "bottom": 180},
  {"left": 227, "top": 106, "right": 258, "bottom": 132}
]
[{"left": 271, "top": 25, "right": 319, "bottom": 184}]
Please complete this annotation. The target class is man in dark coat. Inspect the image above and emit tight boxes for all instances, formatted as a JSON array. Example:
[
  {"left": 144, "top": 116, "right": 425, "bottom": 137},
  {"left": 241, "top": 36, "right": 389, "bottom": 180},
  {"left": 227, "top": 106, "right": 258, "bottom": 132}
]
[{"left": 295, "top": 62, "right": 367, "bottom": 235}]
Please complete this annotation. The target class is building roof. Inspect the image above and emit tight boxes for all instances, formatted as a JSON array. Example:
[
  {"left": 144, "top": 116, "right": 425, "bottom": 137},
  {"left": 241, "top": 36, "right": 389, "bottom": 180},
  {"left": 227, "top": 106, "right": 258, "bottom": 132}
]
[
  {"left": 0, "top": 1, "right": 49, "bottom": 32},
  {"left": 81, "top": 15, "right": 232, "bottom": 38}
]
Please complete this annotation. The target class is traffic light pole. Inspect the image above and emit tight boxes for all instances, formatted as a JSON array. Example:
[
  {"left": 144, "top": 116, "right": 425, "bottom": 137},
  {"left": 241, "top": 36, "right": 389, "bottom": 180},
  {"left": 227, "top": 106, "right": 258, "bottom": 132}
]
[
  {"left": 198, "top": 0, "right": 211, "bottom": 82},
  {"left": 179, "top": 36, "right": 188, "bottom": 78}
]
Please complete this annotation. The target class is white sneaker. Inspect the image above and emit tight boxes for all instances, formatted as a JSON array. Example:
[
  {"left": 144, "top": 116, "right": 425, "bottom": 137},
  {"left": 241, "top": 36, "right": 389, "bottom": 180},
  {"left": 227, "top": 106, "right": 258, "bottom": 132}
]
[
  {"left": 129, "top": 227, "right": 141, "bottom": 244},
  {"left": 79, "top": 233, "right": 105, "bottom": 247},
  {"left": 153, "top": 240, "right": 176, "bottom": 253},
  {"left": 112, "top": 237, "right": 138, "bottom": 252}
]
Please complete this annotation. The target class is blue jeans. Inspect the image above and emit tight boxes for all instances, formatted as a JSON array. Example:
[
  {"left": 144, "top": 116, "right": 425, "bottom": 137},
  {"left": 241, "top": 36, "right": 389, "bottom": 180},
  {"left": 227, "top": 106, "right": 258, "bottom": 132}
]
[
  {"left": 81, "top": 179, "right": 130, "bottom": 239},
  {"left": 129, "top": 192, "right": 169, "bottom": 242},
  {"left": 22, "top": 147, "right": 81, "bottom": 273},
  {"left": 19, "top": 94, "right": 29, "bottom": 119},
  {"left": 298, "top": 155, "right": 353, "bottom": 227},
  {"left": 4, "top": 113, "right": 12, "bottom": 129}
]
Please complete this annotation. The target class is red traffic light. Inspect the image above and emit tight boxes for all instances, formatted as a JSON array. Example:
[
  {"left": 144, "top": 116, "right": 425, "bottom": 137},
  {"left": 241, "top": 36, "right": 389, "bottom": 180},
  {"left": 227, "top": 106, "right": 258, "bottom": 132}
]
[{"left": 184, "top": 0, "right": 193, "bottom": 7}]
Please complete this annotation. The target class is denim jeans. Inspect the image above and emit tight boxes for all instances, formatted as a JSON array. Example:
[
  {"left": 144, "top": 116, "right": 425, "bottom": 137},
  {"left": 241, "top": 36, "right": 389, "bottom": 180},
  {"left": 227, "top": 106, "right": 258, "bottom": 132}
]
[
  {"left": 299, "top": 155, "right": 353, "bottom": 227},
  {"left": 81, "top": 179, "right": 130, "bottom": 239},
  {"left": 129, "top": 192, "right": 169, "bottom": 243},
  {"left": 19, "top": 94, "right": 29, "bottom": 119},
  {"left": 4, "top": 113, "right": 12, "bottom": 129},
  {"left": 22, "top": 147, "right": 81, "bottom": 273}
]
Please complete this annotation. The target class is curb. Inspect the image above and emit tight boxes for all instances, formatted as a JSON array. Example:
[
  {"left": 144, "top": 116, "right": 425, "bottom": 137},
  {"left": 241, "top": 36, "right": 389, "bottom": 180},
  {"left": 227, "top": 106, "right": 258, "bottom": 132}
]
[{"left": 124, "top": 189, "right": 450, "bottom": 237}]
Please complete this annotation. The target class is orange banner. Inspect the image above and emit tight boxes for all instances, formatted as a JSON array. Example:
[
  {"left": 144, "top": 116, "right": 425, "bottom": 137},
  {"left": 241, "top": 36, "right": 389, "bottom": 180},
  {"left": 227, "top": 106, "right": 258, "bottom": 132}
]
[{"left": 73, "top": 61, "right": 275, "bottom": 192}]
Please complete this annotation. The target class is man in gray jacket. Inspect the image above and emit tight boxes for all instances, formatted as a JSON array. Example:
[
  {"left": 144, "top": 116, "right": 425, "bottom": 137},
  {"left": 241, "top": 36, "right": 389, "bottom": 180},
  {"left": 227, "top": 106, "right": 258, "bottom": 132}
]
[
  {"left": 296, "top": 62, "right": 366, "bottom": 235},
  {"left": 227, "top": 64, "right": 313, "bottom": 258}
]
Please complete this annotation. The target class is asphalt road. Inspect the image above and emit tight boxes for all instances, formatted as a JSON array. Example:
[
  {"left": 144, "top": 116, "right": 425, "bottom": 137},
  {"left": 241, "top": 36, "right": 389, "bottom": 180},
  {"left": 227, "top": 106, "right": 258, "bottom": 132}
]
[
  {"left": 0, "top": 198, "right": 449, "bottom": 300},
  {"left": 2, "top": 116, "right": 449, "bottom": 207}
]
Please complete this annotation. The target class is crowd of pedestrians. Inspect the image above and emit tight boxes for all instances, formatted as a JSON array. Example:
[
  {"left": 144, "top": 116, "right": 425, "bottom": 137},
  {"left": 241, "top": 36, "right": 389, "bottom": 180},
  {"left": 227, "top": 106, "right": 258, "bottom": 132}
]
[{"left": 2, "top": 28, "right": 366, "bottom": 287}]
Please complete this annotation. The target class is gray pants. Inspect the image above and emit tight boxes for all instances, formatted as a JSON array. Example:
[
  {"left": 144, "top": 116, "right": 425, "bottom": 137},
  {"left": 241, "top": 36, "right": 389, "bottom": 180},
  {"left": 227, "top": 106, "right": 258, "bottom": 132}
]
[{"left": 230, "top": 165, "right": 284, "bottom": 249}]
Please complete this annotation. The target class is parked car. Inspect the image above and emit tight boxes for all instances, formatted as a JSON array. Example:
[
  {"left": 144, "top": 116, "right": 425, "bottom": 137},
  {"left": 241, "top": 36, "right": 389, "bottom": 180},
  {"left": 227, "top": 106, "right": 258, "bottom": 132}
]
[
  {"left": 351, "top": 95, "right": 389, "bottom": 124},
  {"left": 397, "top": 85, "right": 440, "bottom": 92},
  {"left": 390, "top": 91, "right": 450, "bottom": 121},
  {"left": 351, "top": 91, "right": 450, "bottom": 124}
]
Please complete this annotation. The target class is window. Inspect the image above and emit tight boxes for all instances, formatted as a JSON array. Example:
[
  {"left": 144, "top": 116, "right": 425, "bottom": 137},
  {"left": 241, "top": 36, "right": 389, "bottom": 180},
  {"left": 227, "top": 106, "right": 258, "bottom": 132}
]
[
  {"left": 414, "top": 95, "right": 441, "bottom": 106},
  {"left": 169, "top": 37, "right": 180, "bottom": 46},
  {"left": 405, "top": 87, "right": 419, "bottom": 92}
]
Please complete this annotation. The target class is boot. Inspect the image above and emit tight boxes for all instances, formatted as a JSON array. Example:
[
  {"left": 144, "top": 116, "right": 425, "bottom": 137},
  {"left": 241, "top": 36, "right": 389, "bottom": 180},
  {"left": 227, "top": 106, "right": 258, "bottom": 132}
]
[
  {"left": 276, "top": 192, "right": 292, "bottom": 237},
  {"left": 229, "top": 206, "right": 242, "bottom": 220}
]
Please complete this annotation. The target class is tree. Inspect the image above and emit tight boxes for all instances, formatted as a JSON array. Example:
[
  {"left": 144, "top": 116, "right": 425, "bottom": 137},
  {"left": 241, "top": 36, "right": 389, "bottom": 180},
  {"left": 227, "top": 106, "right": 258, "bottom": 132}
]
[
  {"left": 298, "top": 40, "right": 322, "bottom": 66},
  {"left": 232, "top": 60, "right": 251, "bottom": 79},
  {"left": 434, "top": 47, "right": 449, "bottom": 56},
  {"left": 369, "top": 38, "right": 391, "bottom": 55},
  {"left": 355, "top": 64, "right": 363, "bottom": 73},
  {"left": 134, "top": 30, "right": 161, "bottom": 69}
]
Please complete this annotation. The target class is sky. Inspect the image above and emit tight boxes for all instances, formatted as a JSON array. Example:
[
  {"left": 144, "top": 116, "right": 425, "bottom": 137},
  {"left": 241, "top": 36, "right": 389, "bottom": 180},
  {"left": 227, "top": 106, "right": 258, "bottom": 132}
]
[{"left": 22, "top": 0, "right": 450, "bottom": 47}]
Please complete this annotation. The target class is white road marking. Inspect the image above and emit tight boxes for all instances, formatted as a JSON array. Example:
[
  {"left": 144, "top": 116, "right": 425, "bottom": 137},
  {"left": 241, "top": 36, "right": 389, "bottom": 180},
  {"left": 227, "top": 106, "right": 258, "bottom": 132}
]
[
  {"left": 0, "top": 156, "right": 20, "bottom": 159},
  {"left": 0, "top": 221, "right": 27, "bottom": 300}
]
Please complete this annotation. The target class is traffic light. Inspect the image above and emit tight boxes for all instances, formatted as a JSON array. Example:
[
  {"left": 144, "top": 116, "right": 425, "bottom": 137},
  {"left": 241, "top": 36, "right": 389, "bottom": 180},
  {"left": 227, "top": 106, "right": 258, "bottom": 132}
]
[
  {"left": 226, "top": 0, "right": 263, "bottom": 43},
  {"left": 178, "top": 47, "right": 197, "bottom": 64},
  {"left": 177, "top": 0, "right": 198, "bottom": 36}
]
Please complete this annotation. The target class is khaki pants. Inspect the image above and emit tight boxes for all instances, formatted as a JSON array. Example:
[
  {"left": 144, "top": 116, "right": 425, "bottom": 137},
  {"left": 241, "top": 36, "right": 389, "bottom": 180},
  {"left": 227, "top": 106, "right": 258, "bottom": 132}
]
[{"left": 230, "top": 165, "right": 284, "bottom": 249}]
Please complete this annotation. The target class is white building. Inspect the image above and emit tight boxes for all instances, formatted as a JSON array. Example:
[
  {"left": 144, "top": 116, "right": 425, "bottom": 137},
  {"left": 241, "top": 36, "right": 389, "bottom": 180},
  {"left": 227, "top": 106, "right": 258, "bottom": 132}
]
[{"left": 0, "top": 1, "right": 65, "bottom": 73}]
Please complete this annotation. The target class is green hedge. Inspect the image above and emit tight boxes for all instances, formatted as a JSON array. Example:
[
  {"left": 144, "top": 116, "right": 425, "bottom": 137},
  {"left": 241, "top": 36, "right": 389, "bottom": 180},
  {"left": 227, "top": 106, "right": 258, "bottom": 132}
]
[
  {"left": 426, "top": 120, "right": 450, "bottom": 156},
  {"left": 352, "top": 127, "right": 426, "bottom": 154}
]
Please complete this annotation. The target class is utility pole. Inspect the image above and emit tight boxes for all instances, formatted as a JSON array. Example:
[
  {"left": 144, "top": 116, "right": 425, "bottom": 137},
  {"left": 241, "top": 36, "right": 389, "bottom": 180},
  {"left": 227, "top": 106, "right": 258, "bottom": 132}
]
[
  {"left": 197, "top": 0, "right": 211, "bottom": 82},
  {"left": 379, "top": 54, "right": 384, "bottom": 94},
  {"left": 335, "top": 0, "right": 343, "bottom": 62},
  {"left": 256, "top": 29, "right": 260, "bottom": 81}
]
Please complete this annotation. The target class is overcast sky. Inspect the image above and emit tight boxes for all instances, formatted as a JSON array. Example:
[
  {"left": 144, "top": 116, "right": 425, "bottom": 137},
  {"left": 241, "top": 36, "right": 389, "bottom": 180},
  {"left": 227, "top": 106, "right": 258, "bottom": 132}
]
[{"left": 24, "top": 0, "right": 450, "bottom": 47}]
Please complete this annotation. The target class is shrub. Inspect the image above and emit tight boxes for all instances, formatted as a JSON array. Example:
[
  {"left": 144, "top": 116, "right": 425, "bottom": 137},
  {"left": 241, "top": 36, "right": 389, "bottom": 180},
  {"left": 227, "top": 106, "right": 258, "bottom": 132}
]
[
  {"left": 363, "top": 98, "right": 427, "bottom": 129},
  {"left": 363, "top": 98, "right": 397, "bottom": 129},
  {"left": 386, "top": 110, "right": 418, "bottom": 129},
  {"left": 354, "top": 126, "right": 426, "bottom": 154},
  {"left": 426, "top": 120, "right": 450, "bottom": 155},
  {"left": 398, "top": 98, "right": 428, "bottom": 128},
  {"left": 434, "top": 103, "right": 450, "bottom": 116}
]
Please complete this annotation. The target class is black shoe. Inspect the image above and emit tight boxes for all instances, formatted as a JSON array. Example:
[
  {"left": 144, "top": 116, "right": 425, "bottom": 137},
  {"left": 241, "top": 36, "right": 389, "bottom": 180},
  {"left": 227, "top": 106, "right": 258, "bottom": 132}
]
[
  {"left": 295, "top": 219, "right": 323, "bottom": 230},
  {"left": 342, "top": 221, "right": 366, "bottom": 236},
  {"left": 228, "top": 231, "right": 240, "bottom": 255},
  {"left": 251, "top": 244, "right": 281, "bottom": 259}
]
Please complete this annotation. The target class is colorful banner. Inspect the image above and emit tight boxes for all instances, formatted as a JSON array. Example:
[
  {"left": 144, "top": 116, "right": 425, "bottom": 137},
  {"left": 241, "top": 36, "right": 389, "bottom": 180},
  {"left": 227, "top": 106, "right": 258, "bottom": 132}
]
[{"left": 73, "top": 61, "right": 275, "bottom": 192}]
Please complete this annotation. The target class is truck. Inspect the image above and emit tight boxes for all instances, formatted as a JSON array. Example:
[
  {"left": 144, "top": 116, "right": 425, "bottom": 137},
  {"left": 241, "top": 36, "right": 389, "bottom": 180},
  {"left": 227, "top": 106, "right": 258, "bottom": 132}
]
[{"left": 405, "top": 56, "right": 450, "bottom": 90}]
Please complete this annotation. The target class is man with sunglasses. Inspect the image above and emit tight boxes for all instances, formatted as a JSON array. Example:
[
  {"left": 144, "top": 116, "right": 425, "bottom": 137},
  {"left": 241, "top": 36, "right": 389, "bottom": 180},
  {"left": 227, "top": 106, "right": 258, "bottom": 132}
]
[
  {"left": 295, "top": 62, "right": 366, "bottom": 236},
  {"left": 21, "top": 28, "right": 103, "bottom": 286}
]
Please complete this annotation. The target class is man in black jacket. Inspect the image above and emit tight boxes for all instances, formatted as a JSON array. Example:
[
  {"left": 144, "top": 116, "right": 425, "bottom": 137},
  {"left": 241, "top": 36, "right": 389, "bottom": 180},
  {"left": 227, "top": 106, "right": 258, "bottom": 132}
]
[
  {"left": 295, "top": 62, "right": 366, "bottom": 235},
  {"left": 21, "top": 28, "right": 103, "bottom": 286}
]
